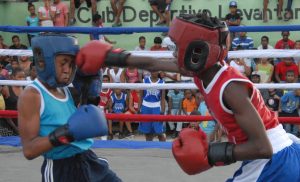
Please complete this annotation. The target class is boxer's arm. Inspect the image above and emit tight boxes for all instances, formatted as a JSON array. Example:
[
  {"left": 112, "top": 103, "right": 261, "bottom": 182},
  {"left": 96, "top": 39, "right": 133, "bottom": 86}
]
[
  {"left": 18, "top": 87, "right": 53, "bottom": 160},
  {"left": 223, "top": 81, "right": 273, "bottom": 161}
]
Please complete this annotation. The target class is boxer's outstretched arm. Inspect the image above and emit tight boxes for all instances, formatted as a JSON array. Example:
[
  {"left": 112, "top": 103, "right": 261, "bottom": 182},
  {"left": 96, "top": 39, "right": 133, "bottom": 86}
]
[
  {"left": 223, "top": 81, "right": 273, "bottom": 161},
  {"left": 18, "top": 87, "right": 53, "bottom": 160},
  {"left": 126, "top": 56, "right": 181, "bottom": 73}
]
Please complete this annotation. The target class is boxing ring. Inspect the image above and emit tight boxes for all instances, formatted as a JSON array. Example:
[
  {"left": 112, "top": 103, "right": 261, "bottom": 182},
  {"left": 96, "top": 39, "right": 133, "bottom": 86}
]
[{"left": 0, "top": 25, "right": 300, "bottom": 182}]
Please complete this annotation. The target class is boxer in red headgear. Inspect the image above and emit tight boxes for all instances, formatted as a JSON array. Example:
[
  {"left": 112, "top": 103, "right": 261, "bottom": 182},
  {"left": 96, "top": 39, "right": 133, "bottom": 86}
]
[{"left": 75, "top": 12, "right": 300, "bottom": 182}]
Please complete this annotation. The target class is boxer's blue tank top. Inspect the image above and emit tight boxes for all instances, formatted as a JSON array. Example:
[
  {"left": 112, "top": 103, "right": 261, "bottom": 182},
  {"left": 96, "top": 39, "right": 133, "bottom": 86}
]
[{"left": 29, "top": 79, "right": 93, "bottom": 159}]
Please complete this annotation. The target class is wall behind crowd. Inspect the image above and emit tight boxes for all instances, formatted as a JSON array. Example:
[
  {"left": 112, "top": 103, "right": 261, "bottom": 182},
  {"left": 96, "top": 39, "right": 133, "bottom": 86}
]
[{"left": 0, "top": 0, "right": 300, "bottom": 49}]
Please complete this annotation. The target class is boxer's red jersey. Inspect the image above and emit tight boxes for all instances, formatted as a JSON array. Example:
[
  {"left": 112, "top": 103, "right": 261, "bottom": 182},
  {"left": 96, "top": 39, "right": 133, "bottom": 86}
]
[
  {"left": 194, "top": 65, "right": 278, "bottom": 144},
  {"left": 99, "top": 89, "right": 113, "bottom": 108}
]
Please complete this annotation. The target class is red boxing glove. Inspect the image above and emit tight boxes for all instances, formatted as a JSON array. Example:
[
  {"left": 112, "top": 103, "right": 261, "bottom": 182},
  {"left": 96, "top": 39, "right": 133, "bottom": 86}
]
[
  {"left": 172, "top": 128, "right": 212, "bottom": 175},
  {"left": 76, "top": 41, "right": 130, "bottom": 75}
]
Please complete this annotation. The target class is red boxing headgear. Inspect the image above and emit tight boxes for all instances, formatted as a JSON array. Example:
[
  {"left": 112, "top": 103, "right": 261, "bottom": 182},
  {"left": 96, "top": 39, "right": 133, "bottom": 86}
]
[{"left": 168, "top": 12, "right": 229, "bottom": 76}]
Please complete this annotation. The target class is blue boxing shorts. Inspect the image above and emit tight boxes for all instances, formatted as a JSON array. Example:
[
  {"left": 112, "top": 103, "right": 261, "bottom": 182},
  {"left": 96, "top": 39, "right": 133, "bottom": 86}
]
[
  {"left": 138, "top": 105, "right": 165, "bottom": 134},
  {"left": 227, "top": 125, "right": 300, "bottom": 182},
  {"left": 41, "top": 150, "right": 122, "bottom": 182}
]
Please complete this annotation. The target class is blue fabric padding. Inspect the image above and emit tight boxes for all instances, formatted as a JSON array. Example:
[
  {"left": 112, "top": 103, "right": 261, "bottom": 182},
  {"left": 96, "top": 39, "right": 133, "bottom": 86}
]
[{"left": 0, "top": 136, "right": 172, "bottom": 149}]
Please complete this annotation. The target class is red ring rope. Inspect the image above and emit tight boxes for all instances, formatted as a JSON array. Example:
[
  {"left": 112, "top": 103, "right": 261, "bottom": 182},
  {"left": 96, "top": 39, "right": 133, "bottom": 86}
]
[{"left": 1, "top": 110, "right": 300, "bottom": 124}]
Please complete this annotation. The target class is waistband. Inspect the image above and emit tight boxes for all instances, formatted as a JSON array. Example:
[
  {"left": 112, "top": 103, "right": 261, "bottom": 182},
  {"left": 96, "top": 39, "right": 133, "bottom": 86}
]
[
  {"left": 142, "top": 100, "right": 161, "bottom": 108},
  {"left": 267, "top": 124, "right": 293, "bottom": 154}
]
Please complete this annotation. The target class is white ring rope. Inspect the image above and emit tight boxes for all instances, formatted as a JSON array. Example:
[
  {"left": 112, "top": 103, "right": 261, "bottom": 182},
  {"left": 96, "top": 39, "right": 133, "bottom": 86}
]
[
  {"left": 1, "top": 49, "right": 300, "bottom": 58},
  {"left": 0, "top": 80, "right": 299, "bottom": 90}
]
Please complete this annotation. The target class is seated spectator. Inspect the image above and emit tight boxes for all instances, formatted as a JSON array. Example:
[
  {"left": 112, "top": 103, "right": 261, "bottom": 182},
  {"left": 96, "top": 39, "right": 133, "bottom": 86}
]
[
  {"left": 52, "top": 0, "right": 69, "bottom": 27},
  {"left": 139, "top": 71, "right": 166, "bottom": 141},
  {"left": 257, "top": 36, "right": 274, "bottom": 50},
  {"left": 265, "top": 88, "right": 280, "bottom": 111},
  {"left": 229, "top": 57, "right": 251, "bottom": 77},
  {"left": 149, "top": 0, "right": 172, "bottom": 27},
  {"left": 279, "top": 89, "right": 300, "bottom": 136},
  {"left": 263, "top": 0, "right": 283, "bottom": 22},
  {"left": 123, "top": 67, "right": 141, "bottom": 83},
  {"left": 90, "top": 13, "right": 116, "bottom": 44},
  {"left": 9, "top": 35, "right": 28, "bottom": 50},
  {"left": 167, "top": 89, "right": 184, "bottom": 138},
  {"left": 111, "top": 0, "right": 126, "bottom": 27},
  {"left": 150, "top": 36, "right": 168, "bottom": 51},
  {"left": 294, "top": 40, "right": 300, "bottom": 66},
  {"left": 38, "top": 0, "right": 55, "bottom": 27},
  {"left": 225, "top": 1, "right": 241, "bottom": 27},
  {"left": 274, "top": 31, "right": 295, "bottom": 49},
  {"left": 108, "top": 67, "right": 125, "bottom": 83},
  {"left": 5, "top": 57, "right": 20, "bottom": 76},
  {"left": 250, "top": 71, "right": 269, "bottom": 101},
  {"left": 135, "top": 36, "right": 148, "bottom": 51},
  {"left": 18, "top": 56, "right": 31, "bottom": 76},
  {"left": 26, "top": 62, "right": 37, "bottom": 81},
  {"left": 231, "top": 31, "right": 254, "bottom": 50},
  {"left": 26, "top": 3, "right": 39, "bottom": 46},
  {"left": 0, "top": 62, "right": 9, "bottom": 79},
  {"left": 256, "top": 58, "right": 274, "bottom": 83},
  {"left": 0, "top": 35, "right": 9, "bottom": 67},
  {"left": 69, "top": 0, "right": 97, "bottom": 25},
  {"left": 275, "top": 58, "right": 298, "bottom": 83}
]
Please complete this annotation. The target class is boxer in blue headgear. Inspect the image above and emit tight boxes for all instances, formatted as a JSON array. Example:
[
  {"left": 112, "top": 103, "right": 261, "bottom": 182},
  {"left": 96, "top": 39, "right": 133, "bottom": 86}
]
[{"left": 31, "top": 34, "right": 79, "bottom": 88}]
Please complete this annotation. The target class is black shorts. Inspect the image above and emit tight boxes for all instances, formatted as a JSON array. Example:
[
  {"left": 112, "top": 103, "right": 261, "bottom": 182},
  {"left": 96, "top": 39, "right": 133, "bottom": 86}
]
[
  {"left": 41, "top": 150, "right": 122, "bottom": 182},
  {"left": 149, "top": 0, "right": 167, "bottom": 12},
  {"left": 75, "top": 0, "right": 92, "bottom": 8}
]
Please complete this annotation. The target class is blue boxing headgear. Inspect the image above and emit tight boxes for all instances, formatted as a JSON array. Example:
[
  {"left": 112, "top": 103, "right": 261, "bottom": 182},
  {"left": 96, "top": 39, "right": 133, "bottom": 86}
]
[{"left": 31, "top": 34, "right": 79, "bottom": 87}]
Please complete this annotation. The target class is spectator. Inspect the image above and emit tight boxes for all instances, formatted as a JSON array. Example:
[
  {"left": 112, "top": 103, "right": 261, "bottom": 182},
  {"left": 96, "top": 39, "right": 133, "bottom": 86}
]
[
  {"left": 225, "top": 1, "right": 241, "bottom": 27},
  {"left": 179, "top": 89, "right": 198, "bottom": 131},
  {"left": 294, "top": 40, "right": 300, "bottom": 66},
  {"left": 264, "top": 88, "right": 280, "bottom": 111},
  {"left": 257, "top": 36, "right": 274, "bottom": 50},
  {"left": 26, "top": 62, "right": 37, "bottom": 81},
  {"left": 18, "top": 56, "right": 31, "bottom": 76},
  {"left": 274, "top": 31, "right": 295, "bottom": 49},
  {"left": 0, "top": 62, "right": 9, "bottom": 79},
  {"left": 250, "top": 72, "right": 269, "bottom": 104},
  {"left": 123, "top": 67, "right": 141, "bottom": 83},
  {"left": 0, "top": 35, "right": 8, "bottom": 50},
  {"left": 279, "top": 89, "right": 300, "bottom": 136},
  {"left": 108, "top": 67, "right": 125, "bottom": 83},
  {"left": 263, "top": 0, "right": 283, "bottom": 22},
  {"left": 5, "top": 57, "right": 20, "bottom": 76},
  {"left": 26, "top": 3, "right": 39, "bottom": 46},
  {"left": 134, "top": 36, "right": 147, "bottom": 51},
  {"left": 149, "top": 0, "right": 172, "bottom": 27},
  {"left": 108, "top": 87, "right": 132, "bottom": 139},
  {"left": 9, "top": 35, "right": 28, "bottom": 50},
  {"left": 38, "top": 0, "right": 55, "bottom": 27},
  {"left": 0, "top": 35, "right": 9, "bottom": 67},
  {"left": 110, "top": 0, "right": 126, "bottom": 27},
  {"left": 231, "top": 31, "right": 254, "bottom": 50},
  {"left": 69, "top": 0, "right": 97, "bottom": 25},
  {"left": 52, "top": 0, "right": 69, "bottom": 27},
  {"left": 139, "top": 71, "right": 166, "bottom": 141},
  {"left": 275, "top": 57, "right": 298, "bottom": 82},
  {"left": 285, "top": 0, "right": 293, "bottom": 21},
  {"left": 90, "top": 13, "right": 116, "bottom": 44},
  {"left": 167, "top": 89, "right": 184, "bottom": 138},
  {"left": 229, "top": 57, "right": 251, "bottom": 77},
  {"left": 150, "top": 36, "right": 167, "bottom": 51},
  {"left": 256, "top": 58, "right": 274, "bottom": 83}
]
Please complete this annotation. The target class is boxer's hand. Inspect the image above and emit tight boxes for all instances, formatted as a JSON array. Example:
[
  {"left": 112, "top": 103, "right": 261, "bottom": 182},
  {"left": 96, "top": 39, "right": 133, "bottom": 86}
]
[
  {"left": 48, "top": 105, "right": 108, "bottom": 146},
  {"left": 172, "top": 128, "right": 212, "bottom": 175},
  {"left": 76, "top": 41, "right": 130, "bottom": 75}
]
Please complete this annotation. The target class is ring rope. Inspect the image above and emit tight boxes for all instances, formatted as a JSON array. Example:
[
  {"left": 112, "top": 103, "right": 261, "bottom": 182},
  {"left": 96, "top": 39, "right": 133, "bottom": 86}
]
[{"left": 1, "top": 110, "right": 299, "bottom": 124}]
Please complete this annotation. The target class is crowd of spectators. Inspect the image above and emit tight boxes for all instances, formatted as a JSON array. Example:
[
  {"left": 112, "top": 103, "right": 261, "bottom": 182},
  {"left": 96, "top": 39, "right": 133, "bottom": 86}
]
[{"left": 0, "top": 0, "right": 300, "bottom": 141}]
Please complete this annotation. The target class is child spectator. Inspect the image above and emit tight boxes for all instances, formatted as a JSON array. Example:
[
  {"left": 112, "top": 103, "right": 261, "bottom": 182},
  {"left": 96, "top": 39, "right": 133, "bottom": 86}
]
[
  {"left": 108, "top": 88, "right": 131, "bottom": 139},
  {"left": 275, "top": 57, "right": 298, "bottom": 83},
  {"left": 123, "top": 67, "right": 141, "bottom": 83},
  {"left": 139, "top": 71, "right": 166, "bottom": 141},
  {"left": 9, "top": 35, "right": 28, "bottom": 50},
  {"left": 150, "top": 37, "right": 168, "bottom": 51},
  {"left": 257, "top": 36, "right": 274, "bottom": 50},
  {"left": 265, "top": 88, "right": 280, "bottom": 111},
  {"left": 250, "top": 72, "right": 269, "bottom": 102},
  {"left": 108, "top": 67, "right": 125, "bottom": 83},
  {"left": 5, "top": 58, "right": 20, "bottom": 76},
  {"left": 275, "top": 31, "right": 295, "bottom": 49},
  {"left": 256, "top": 58, "right": 274, "bottom": 83},
  {"left": 26, "top": 62, "right": 36, "bottom": 81},
  {"left": 38, "top": 0, "right": 55, "bottom": 27},
  {"left": 181, "top": 89, "right": 198, "bottom": 116},
  {"left": 279, "top": 89, "right": 300, "bottom": 136},
  {"left": 225, "top": 1, "right": 241, "bottom": 27},
  {"left": 167, "top": 89, "right": 184, "bottom": 138},
  {"left": 26, "top": 3, "right": 39, "bottom": 46},
  {"left": 0, "top": 62, "right": 9, "bottom": 79},
  {"left": 98, "top": 75, "right": 112, "bottom": 112},
  {"left": 111, "top": 0, "right": 126, "bottom": 27},
  {"left": 52, "top": 0, "right": 69, "bottom": 27},
  {"left": 69, "top": 0, "right": 97, "bottom": 25},
  {"left": 90, "top": 13, "right": 116, "bottom": 44},
  {"left": 135, "top": 36, "right": 147, "bottom": 51},
  {"left": 294, "top": 40, "right": 300, "bottom": 66}
]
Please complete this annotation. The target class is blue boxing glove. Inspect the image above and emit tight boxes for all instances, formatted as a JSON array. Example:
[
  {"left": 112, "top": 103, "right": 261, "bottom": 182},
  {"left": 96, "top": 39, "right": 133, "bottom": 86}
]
[{"left": 48, "top": 105, "right": 108, "bottom": 146}]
